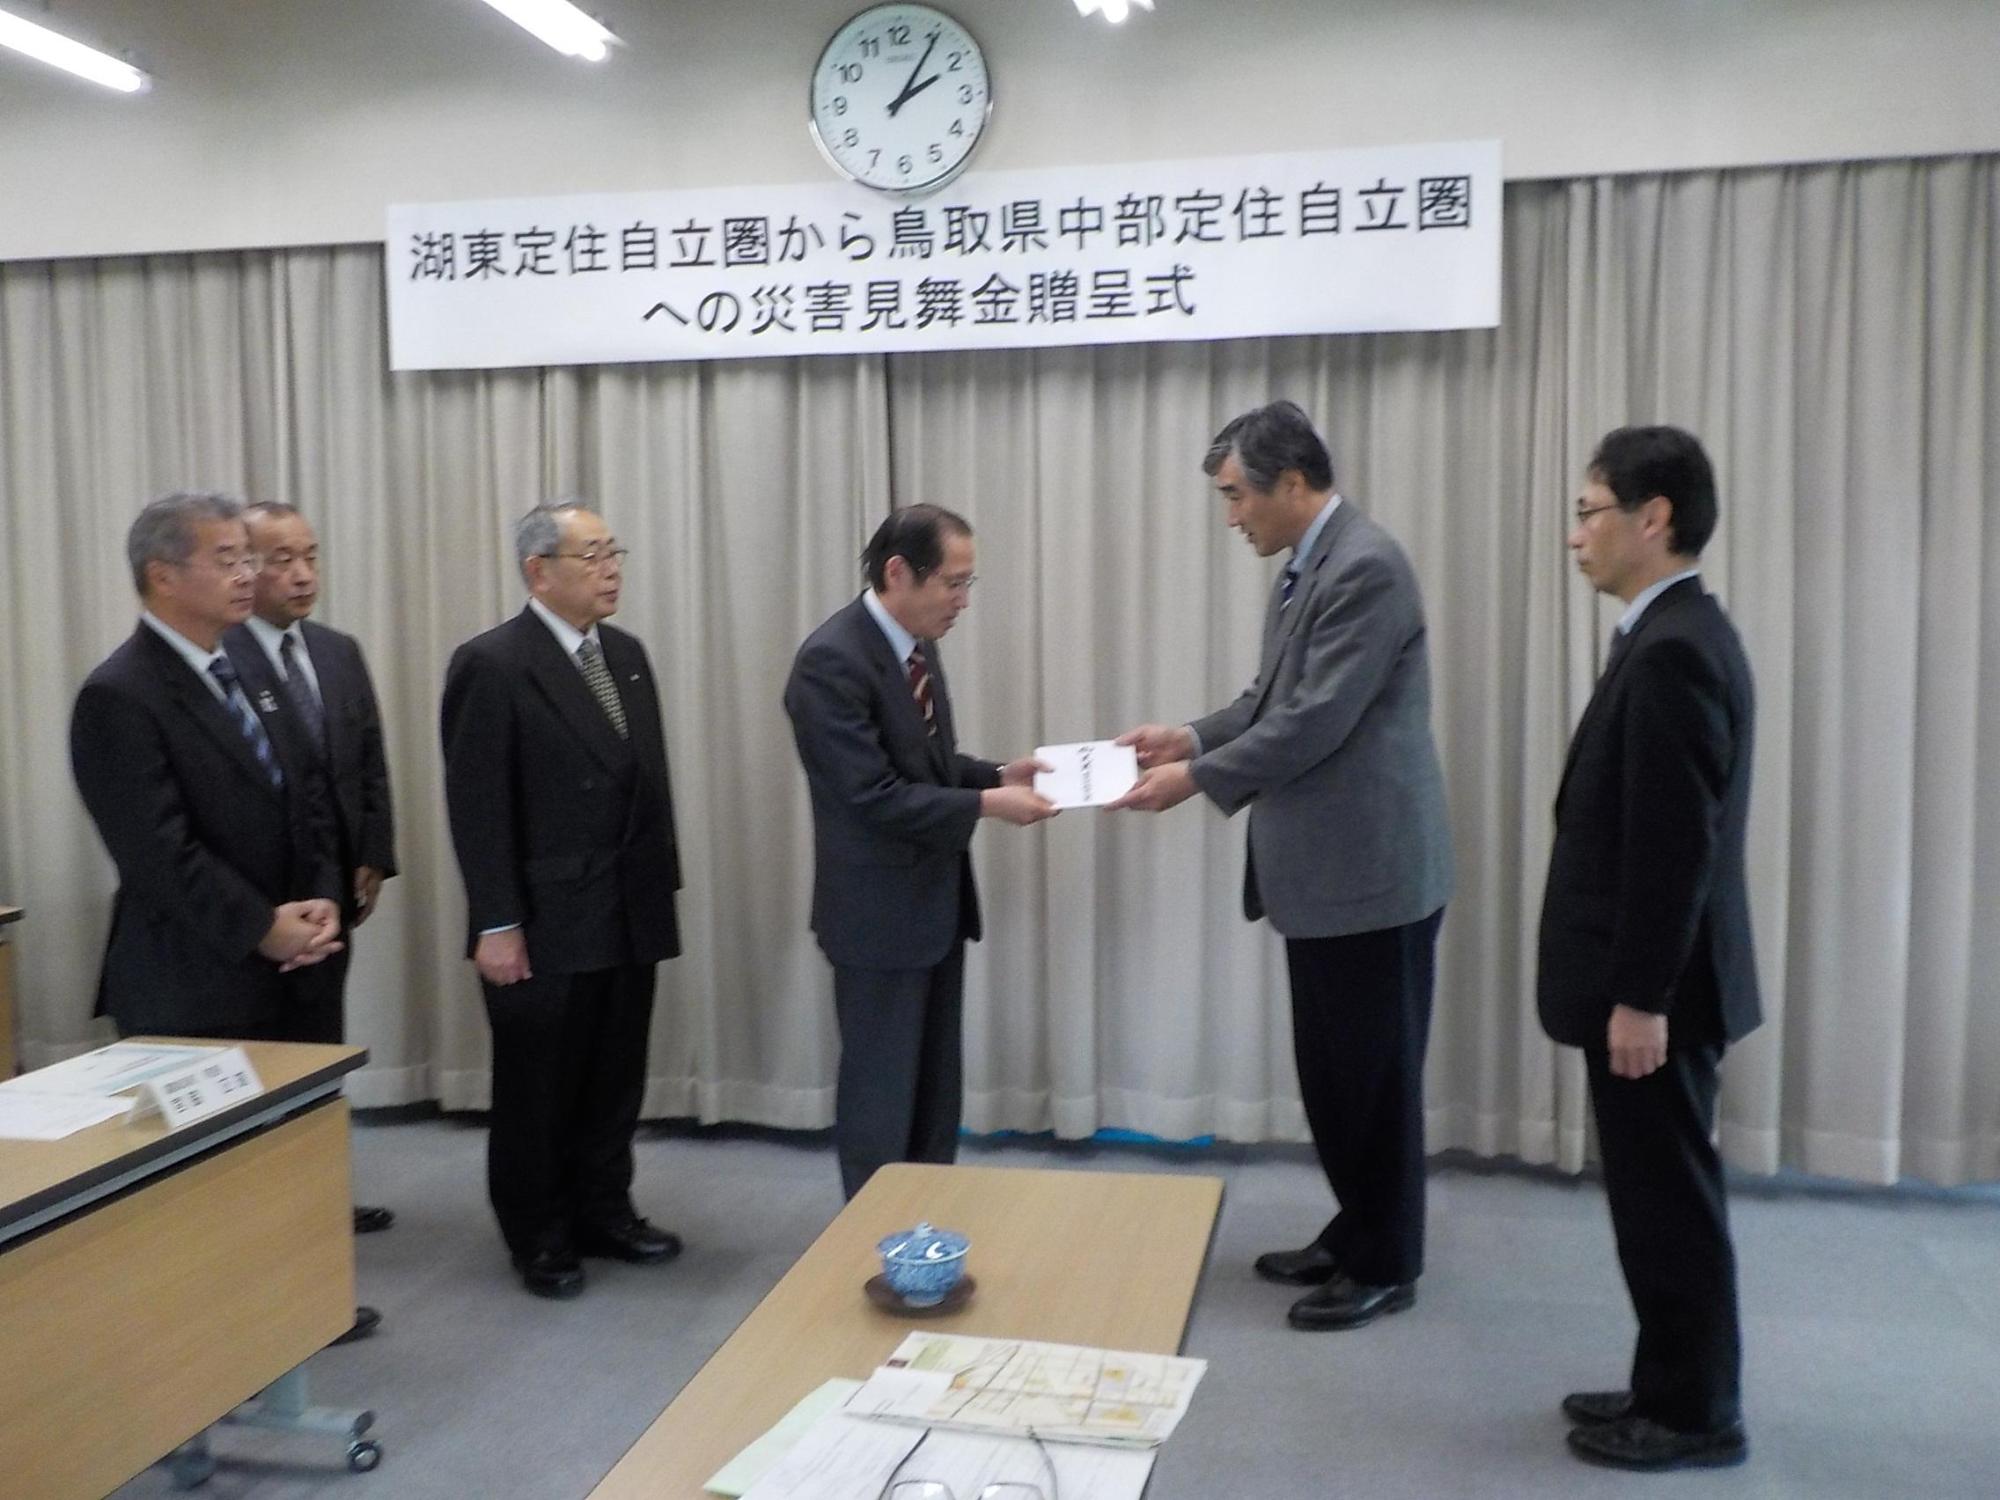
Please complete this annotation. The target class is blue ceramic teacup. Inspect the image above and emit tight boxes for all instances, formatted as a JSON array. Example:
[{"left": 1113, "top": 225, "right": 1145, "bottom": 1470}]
[{"left": 877, "top": 1221, "right": 970, "bottom": 1306}]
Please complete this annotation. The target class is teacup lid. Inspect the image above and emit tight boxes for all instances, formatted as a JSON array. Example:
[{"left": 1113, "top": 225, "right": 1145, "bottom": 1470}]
[{"left": 878, "top": 1221, "right": 970, "bottom": 1261}]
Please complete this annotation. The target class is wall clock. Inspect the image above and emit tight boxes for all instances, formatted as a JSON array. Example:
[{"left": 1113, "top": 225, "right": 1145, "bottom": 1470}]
[{"left": 809, "top": 4, "right": 991, "bottom": 196}]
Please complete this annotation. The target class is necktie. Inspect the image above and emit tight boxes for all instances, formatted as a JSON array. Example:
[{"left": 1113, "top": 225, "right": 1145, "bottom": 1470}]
[
  {"left": 1279, "top": 565, "right": 1298, "bottom": 610},
  {"left": 907, "top": 645, "right": 936, "bottom": 734},
  {"left": 278, "top": 632, "right": 326, "bottom": 748},
  {"left": 577, "top": 638, "right": 629, "bottom": 739},
  {"left": 208, "top": 656, "right": 284, "bottom": 789}
]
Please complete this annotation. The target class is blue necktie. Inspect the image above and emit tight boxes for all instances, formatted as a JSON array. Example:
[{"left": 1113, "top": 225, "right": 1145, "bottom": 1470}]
[
  {"left": 1280, "top": 565, "right": 1298, "bottom": 610},
  {"left": 208, "top": 656, "right": 284, "bottom": 789}
]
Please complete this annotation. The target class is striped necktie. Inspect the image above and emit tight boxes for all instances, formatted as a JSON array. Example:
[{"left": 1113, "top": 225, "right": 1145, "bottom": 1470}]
[
  {"left": 1280, "top": 564, "right": 1299, "bottom": 610},
  {"left": 907, "top": 645, "right": 936, "bottom": 734},
  {"left": 207, "top": 656, "right": 284, "bottom": 789},
  {"left": 577, "top": 638, "right": 629, "bottom": 739}
]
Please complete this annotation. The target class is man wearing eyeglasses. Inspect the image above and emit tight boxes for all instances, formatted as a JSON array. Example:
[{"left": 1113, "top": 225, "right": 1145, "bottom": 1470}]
[
  {"left": 1538, "top": 426, "right": 1758, "bottom": 1471},
  {"left": 71, "top": 492, "right": 345, "bottom": 1044},
  {"left": 784, "top": 504, "right": 1056, "bottom": 1199},
  {"left": 441, "top": 501, "right": 684, "bottom": 1299}
]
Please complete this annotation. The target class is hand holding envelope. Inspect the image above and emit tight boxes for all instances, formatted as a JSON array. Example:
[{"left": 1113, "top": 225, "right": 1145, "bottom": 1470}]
[{"left": 1032, "top": 740, "right": 1139, "bottom": 809}]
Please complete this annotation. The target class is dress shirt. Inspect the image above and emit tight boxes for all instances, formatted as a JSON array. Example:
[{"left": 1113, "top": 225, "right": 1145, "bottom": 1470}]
[
  {"left": 1618, "top": 567, "right": 1704, "bottom": 634},
  {"left": 142, "top": 612, "right": 230, "bottom": 704},
  {"left": 861, "top": 587, "right": 919, "bottom": 665},
  {"left": 243, "top": 613, "right": 323, "bottom": 699}
]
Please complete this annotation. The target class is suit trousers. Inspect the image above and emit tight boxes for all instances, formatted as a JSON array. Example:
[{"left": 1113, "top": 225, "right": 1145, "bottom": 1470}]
[
  {"left": 1284, "top": 907, "right": 1442, "bottom": 1286},
  {"left": 481, "top": 962, "right": 657, "bottom": 1259},
  {"left": 832, "top": 943, "right": 965, "bottom": 1200},
  {"left": 1586, "top": 1042, "right": 1743, "bottom": 1432}
]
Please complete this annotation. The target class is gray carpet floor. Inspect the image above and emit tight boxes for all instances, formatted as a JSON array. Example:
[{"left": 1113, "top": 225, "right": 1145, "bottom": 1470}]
[{"left": 108, "top": 1116, "right": 2000, "bottom": 1500}]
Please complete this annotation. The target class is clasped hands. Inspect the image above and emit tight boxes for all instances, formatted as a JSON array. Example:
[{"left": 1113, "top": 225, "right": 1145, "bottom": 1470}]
[{"left": 259, "top": 898, "right": 344, "bottom": 972}]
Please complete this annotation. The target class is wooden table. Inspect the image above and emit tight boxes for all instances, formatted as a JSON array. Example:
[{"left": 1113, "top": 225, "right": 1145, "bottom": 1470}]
[
  {"left": 0, "top": 1039, "right": 365, "bottom": 1499},
  {"left": 0, "top": 905, "right": 20, "bottom": 1077},
  {"left": 587, "top": 1160, "right": 1224, "bottom": 1500}
]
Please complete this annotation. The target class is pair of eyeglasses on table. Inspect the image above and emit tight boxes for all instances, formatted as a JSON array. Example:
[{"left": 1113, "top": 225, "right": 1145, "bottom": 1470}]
[{"left": 876, "top": 1427, "right": 1061, "bottom": 1500}]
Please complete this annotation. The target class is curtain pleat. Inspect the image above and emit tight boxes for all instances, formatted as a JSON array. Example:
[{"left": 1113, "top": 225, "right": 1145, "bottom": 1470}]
[{"left": 3, "top": 156, "right": 1994, "bottom": 1184}]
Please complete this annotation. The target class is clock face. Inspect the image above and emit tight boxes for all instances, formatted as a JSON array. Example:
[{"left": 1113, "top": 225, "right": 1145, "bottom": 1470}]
[{"left": 809, "top": 4, "right": 990, "bottom": 196}]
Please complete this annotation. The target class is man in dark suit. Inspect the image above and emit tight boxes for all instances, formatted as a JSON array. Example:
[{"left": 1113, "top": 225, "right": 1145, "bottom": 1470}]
[
  {"left": 1114, "top": 402, "right": 1454, "bottom": 1332},
  {"left": 783, "top": 505, "right": 1054, "bottom": 1200},
  {"left": 441, "top": 501, "right": 683, "bottom": 1299},
  {"left": 1538, "top": 425, "right": 1759, "bottom": 1471},
  {"left": 74, "top": 493, "right": 384, "bottom": 1346},
  {"left": 227, "top": 502, "right": 398, "bottom": 1240},
  {"left": 72, "top": 493, "right": 345, "bottom": 1041}
]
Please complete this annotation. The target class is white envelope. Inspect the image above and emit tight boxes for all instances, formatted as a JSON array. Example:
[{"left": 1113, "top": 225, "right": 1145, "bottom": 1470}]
[{"left": 1033, "top": 741, "right": 1139, "bottom": 809}]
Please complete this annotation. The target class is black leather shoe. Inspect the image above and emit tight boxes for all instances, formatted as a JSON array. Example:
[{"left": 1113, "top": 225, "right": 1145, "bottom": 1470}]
[
  {"left": 330, "top": 1306, "right": 381, "bottom": 1345},
  {"left": 1286, "top": 1273, "right": 1416, "bottom": 1330},
  {"left": 353, "top": 1206, "right": 395, "bottom": 1235},
  {"left": 1562, "top": 1390, "right": 1634, "bottom": 1426},
  {"left": 513, "top": 1248, "right": 586, "bottom": 1299},
  {"left": 1566, "top": 1415, "right": 1748, "bottom": 1471},
  {"left": 576, "top": 1215, "right": 684, "bottom": 1265},
  {"left": 1253, "top": 1243, "right": 1341, "bottom": 1286}
]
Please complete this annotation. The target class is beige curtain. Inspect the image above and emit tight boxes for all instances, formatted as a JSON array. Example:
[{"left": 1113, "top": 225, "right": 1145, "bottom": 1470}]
[{"left": 2, "top": 154, "right": 1994, "bottom": 1185}]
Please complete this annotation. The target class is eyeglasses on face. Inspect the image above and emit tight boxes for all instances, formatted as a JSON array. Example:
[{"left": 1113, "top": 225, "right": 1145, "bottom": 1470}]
[
  {"left": 1572, "top": 501, "right": 1623, "bottom": 525},
  {"left": 542, "top": 546, "right": 631, "bottom": 572},
  {"left": 180, "top": 552, "right": 263, "bottom": 577}
]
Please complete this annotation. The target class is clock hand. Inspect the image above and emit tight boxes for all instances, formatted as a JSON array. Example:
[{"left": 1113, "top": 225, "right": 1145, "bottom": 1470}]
[
  {"left": 885, "top": 31, "right": 940, "bottom": 117},
  {"left": 891, "top": 73, "right": 940, "bottom": 113}
]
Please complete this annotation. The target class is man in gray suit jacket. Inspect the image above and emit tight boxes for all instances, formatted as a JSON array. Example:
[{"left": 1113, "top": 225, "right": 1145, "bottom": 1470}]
[{"left": 1116, "top": 401, "right": 1453, "bottom": 1331}]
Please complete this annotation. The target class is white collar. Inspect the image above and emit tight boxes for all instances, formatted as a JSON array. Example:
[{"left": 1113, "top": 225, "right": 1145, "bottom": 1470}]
[
  {"left": 528, "top": 596, "right": 601, "bottom": 657},
  {"left": 861, "top": 587, "right": 919, "bottom": 664},
  {"left": 1618, "top": 567, "right": 1702, "bottom": 634}
]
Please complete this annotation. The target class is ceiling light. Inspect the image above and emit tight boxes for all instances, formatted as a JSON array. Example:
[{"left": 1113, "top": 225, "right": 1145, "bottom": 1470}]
[
  {"left": 472, "top": 0, "right": 618, "bottom": 62},
  {"left": 0, "top": 5, "right": 148, "bottom": 92},
  {"left": 1073, "top": 0, "right": 1153, "bottom": 22}
]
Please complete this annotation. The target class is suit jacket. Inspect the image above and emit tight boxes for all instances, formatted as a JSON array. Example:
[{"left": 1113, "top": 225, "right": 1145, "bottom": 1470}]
[
  {"left": 441, "top": 607, "right": 680, "bottom": 975},
  {"left": 225, "top": 620, "right": 397, "bottom": 919},
  {"left": 1190, "top": 502, "right": 1454, "bottom": 939},
  {"left": 783, "top": 595, "right": 1001, "bottom": 971},
  {"left": 1537, "top": 577, "right": 1761, "bottom": 1048},
  {"left": 70, "top": 625, "right": 339, "bottom": 1034}
]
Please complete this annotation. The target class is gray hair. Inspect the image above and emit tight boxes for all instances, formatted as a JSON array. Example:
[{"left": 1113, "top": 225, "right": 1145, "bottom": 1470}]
[
  {"left": 241, "top": 500, "right": 304, "bottom": 525},
  {"left": 1202, "top": 400, "right": 1335, "bottom": 493},
  {"left": 127, "top": 492, "right": 243, "bottom": 594},
  {"left": 513, "top": 500, "right": 592, "bottom": 581}
]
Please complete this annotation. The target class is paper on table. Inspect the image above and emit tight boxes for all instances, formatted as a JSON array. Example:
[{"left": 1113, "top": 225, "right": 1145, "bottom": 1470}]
[
  {"left": 1033, "top": 741, "right": 1139, "bottom": 809},
  {"left": 1, "top": 1041, "right": 223, "bottom": 1097},
  {"left": 853, "top": 1331, "right": 1206, "bottom": 1447},
  {"left": 0, "top": 1090, "right": 135, "bottom": 1141},
  {"left": 705, "top": 1378, "right": 862, "bottom": 1496},
  {"left": 739, "top": 1408, "right": 1152, "bottom": 1500}
]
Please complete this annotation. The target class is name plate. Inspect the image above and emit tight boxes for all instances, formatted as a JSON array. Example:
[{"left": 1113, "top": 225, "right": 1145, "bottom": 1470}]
[{"left": 137, "top": 1047, "right": 265, "bottom": 1131}]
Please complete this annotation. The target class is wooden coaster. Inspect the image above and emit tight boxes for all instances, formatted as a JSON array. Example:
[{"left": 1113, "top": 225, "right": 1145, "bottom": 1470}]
[{"left": 865, "top": 1272, "right": 976, "bottom": 1317}]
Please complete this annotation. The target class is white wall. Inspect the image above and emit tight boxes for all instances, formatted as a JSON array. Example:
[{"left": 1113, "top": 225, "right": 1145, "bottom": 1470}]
[{"left": 1, "top": 0, "right": 1996, "bottom": 262}]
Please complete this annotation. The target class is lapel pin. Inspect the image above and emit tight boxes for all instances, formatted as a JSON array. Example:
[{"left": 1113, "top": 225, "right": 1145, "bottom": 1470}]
[{"left": 256, "top": 690, "right": 279, "bottom": 714}]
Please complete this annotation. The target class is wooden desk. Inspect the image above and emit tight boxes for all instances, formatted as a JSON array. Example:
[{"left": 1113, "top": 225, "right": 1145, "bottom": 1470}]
[
  {"left": 588, "top": 1161, "right": 1224, "bottom": 1500},
  {"left": 0, "top": 905, "right": 20, "bottom": 1077},
  {"left": 0, "top": 1040, "right": 364, "bottom": 1500}
]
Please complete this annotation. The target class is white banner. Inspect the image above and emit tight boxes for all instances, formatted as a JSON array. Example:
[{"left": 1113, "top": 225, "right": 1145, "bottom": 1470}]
[{"left": 386, "top": 140, "right": 1500, "bottom": 372}]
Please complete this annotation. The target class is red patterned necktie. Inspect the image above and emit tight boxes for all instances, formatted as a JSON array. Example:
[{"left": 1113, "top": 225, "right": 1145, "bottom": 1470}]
[{"left": 907, "top": 645, "right": 936, "bottom": 733}]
